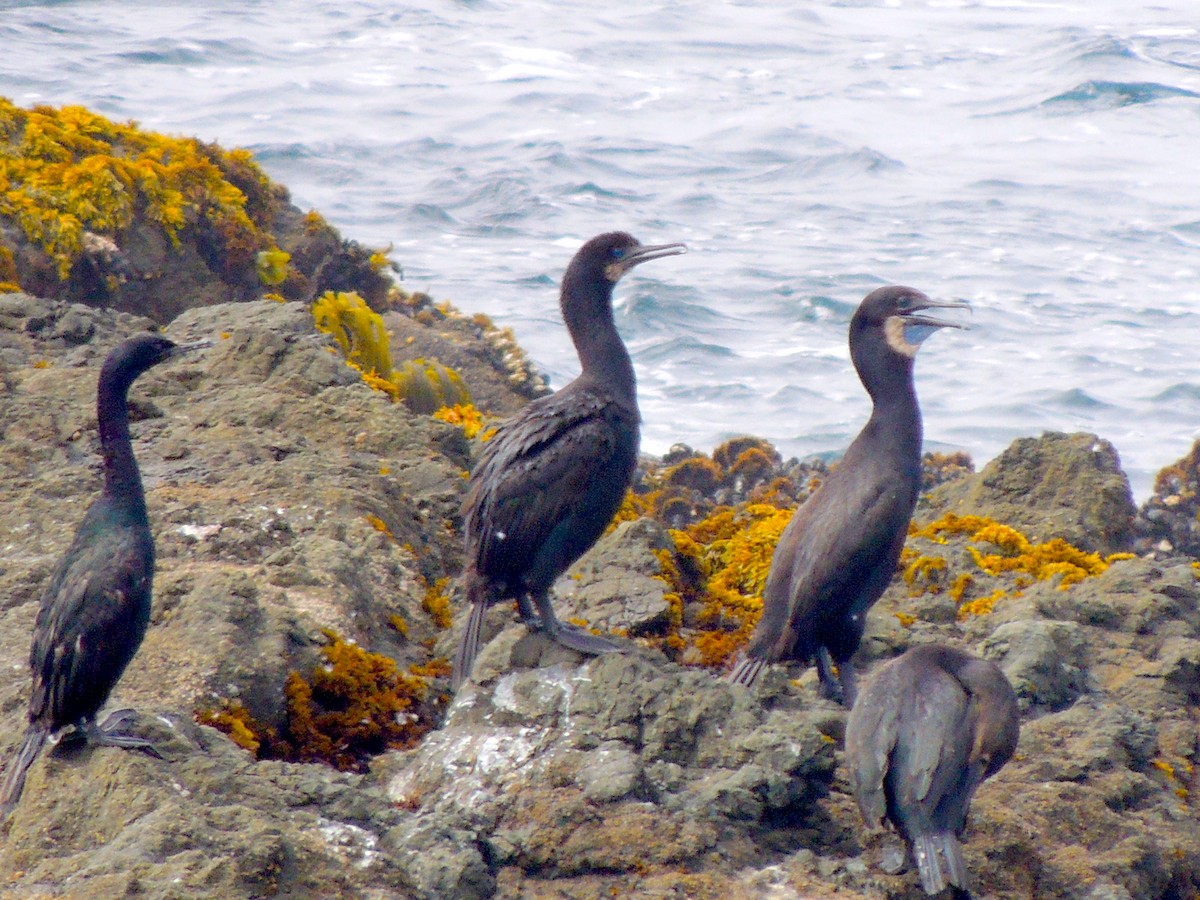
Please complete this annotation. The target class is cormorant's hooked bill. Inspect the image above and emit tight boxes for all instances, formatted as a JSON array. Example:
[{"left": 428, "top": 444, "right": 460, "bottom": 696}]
[{"left": 604, "top": 241, "right": 687, "bottom": 282}]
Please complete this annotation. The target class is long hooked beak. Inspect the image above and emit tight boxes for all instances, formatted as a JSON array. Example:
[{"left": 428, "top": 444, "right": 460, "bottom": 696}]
[
  {"left": 614, "top": 241, "right": 688, "bottom": 276},
  {"left": 168, "top": 338, "right": 213, "bottom": 356},
  {"left": 901, "top": 299, "right": 970, "bottom": 345}
]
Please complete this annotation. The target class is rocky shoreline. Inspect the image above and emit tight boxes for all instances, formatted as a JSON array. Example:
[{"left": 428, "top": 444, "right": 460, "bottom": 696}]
[{"left": 2, "top": 106, "right": 1199, "bottom": 899}]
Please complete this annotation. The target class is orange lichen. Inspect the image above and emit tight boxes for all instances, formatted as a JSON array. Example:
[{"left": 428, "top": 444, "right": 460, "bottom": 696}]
[
  {"left": 957, "top": 588, "right": 1007, "bottom": 619},
  {"left": 366, "top": 513, "right": 395, "bottom": 539},
  {"left": 432, "top": 402, "right": 485, "bottom": 439},
  {"left": 282, "top": 629, "right": 438, "bottom": 772},
  {"left": 894, "top": 612, "right": 916, "bottom": 628},
  {"left": 903, "top": 555, "right": 947, "bottom": 595},
  {"left": 0, "top": 97, "right": 276, "bottom": 281},
  {"left": 911, "top": 512, "right": 1130, "bottom": 594},
  {"left": 390, "top": 613, "right": 410, "bottom": 637},
  {"left": 311, "top": 289, "right": 472, "bottom": 414},
  {"left": 421, "top": 576, "right": 453, "bottom": 630},
  {"left": 195, "top": 699, "right": 274, "bottom": 755}
]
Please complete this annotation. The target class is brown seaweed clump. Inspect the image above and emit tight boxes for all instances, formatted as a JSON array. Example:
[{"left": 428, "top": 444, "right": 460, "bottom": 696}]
[
  {"left": 197, "top": 630, "right": 448, "bottom": 772},
  {"left": 1137, "top": 438, "right": 1200, "bottom": 557}
]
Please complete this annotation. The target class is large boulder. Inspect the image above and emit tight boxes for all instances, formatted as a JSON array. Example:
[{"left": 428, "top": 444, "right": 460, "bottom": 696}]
[{"left": 924, "top": 431, "right": 1136, "bottom": 554}]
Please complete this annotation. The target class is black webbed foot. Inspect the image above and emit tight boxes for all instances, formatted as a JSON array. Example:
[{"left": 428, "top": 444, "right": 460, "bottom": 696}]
[{"left": 88, "top": 710, "right": 164, "bottom": 759}]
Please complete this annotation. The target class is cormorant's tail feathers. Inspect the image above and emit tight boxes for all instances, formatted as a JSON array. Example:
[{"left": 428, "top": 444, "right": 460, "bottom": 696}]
[
  {"left": 451, "top": 599, "right": 487, "bottom": 692},
  {"left": 939, "top": 830, "right": 969, "bottom": 891},
  {"left": 913, "top": 830, "right": 967, "bottom": 896},
  {"left": 727, "top": 654, "right": 765, "bottom": 687},
  {"left": 0, "top": 726, "right": 50, "bottom": 819}
]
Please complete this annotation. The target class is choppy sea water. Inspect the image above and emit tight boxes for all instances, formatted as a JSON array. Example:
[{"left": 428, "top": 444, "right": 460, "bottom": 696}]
[{"left": 3, "top": 0, "right": 1200, "bottom": 499}]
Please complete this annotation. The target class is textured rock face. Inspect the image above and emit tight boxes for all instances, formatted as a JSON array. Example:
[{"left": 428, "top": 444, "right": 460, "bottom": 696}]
[
  {"left": 381, "top": 652, "right": 836, "bottom": 899},
  {"left": 927, "top": 431, "right": 1137, "bottom": 554},
  {"left": 1, "top": 287, "right": 1199, "bottom": 899}
]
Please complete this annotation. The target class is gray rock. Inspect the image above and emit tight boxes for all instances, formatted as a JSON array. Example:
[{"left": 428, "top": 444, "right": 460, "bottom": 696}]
[
  {"left": 982, "top": 619, "right": 1088, "bottom": 709},
  {"left": 926, "top": 431, "right": 1136, "bottom": 554},
  {"left": 555, "top": 517, "right": 675, "bottom": 636}
]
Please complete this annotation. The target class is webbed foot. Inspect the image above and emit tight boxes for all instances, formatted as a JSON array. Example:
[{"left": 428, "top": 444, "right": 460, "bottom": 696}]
[
  {"left": 89, "top": 710, "right": 163, "bottom": 759},
  {"left": 546, "top": 621, "right": 625, "bottom": 655},
  {"left": 532, "top": 592, "right": 624, "bottom": 656}
]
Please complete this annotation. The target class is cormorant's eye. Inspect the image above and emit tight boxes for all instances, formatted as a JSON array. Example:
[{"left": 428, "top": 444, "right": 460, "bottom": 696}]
[
  {"left": 609, "top": 246, "right": 626, "bottom": 261},
  {"left": 896, "top": 295, "right": 912, "bottom": 310}
]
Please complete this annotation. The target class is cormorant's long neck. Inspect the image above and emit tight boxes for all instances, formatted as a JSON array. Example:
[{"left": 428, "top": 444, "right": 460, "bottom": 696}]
[
  {"left": 562, "top": 278, "right": 637, "bottom": 404},
  {"left": 97, "top": 376, "right": 148, "bottom": 521},
  {"left": 857, "top": 338, "right": 922, "bottom": 463}
]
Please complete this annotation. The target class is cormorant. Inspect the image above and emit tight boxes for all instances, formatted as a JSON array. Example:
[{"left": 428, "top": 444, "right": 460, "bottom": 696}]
[
  {"left": 844, "top": 643, "right": 1020, "bottom": 897},
  {"left": 728, "top": 286, "right": 966, "bottom": 704},
  {"left": 0, "top": 333, "right": 206, "bottom": 817},
  {"left": 451, "top": 232, "right": 686, "bottom": 690}
]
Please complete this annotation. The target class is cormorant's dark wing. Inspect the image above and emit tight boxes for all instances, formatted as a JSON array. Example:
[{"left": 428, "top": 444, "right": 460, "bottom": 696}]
[
  {"left": 464, "top": 385, "right": 635, "bottom": 586},
  {"left": 891, "top": 664, "right": 971, "bottom": 830},
  {"left": 844, "top": 656, "right": 904, "bottom": 828},
  {"left": 752, "top": 466, "right": 910, "bottom": 660},
  {"left": 28, "top": 520, "right": 153, "bottom": 730}
]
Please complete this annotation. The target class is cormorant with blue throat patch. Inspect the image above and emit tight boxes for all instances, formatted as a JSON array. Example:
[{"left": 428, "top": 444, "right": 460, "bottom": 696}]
[
  {"left": 728, "top": 285, "right": 967, "bottom": 704},
  {"left": 1, "top": 333, "right": 206, "bottom": 818},
  {"left": 844, "top": 643, "right": 1020, "bottom": 897},
  {"left": 451, "top": 232, "right": 686, "bottom": 690}
]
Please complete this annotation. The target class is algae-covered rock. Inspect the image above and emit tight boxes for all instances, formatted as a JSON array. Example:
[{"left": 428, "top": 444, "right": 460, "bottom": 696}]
[
  {"left": 925, "top": 431, "right": 1136, "bottom": 554},
  {"left": 0, "top": 98, "right": 392, "bottom": 321},
  {"left": 2, "top": 146, "right": 1199, "bottom": 898}
]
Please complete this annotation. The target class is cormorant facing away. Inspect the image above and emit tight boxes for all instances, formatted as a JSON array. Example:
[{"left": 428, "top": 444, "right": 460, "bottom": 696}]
[
  {"left": 844, "top": 644, "right": 1020, "bottom": 897},
  {"left": 0, "top": 333, "right": 206, "bottom": 817},
  {"left": 728, "top": 286, "right": 966, "bottom": 704},
  {"left": 451, "top": 232, "right": 686, "bottom": 690}
]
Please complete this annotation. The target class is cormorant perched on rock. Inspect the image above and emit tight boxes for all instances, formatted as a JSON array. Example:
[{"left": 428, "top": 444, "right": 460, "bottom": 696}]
[
  {"left": 451, "top": 232, "right": 686, "bottom": 690},
  {"left": 844, "top": 643, "right": 1020, "bottom": 897},
  {"left": 0, "top": 333, "right": 205, "bottom": 817},
  {"left": 728, "top": 286, "right": 966, "bottom": 703}
]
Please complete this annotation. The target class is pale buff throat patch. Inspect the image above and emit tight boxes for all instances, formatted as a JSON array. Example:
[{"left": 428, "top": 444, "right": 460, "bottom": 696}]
[{"left": 884, "top": 316, "right": 920, "bottom": 358}]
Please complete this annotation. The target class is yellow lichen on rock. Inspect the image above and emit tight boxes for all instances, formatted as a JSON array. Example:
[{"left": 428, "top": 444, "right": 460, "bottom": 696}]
[
  {"left": 905, "top": 512, "right": 1136, "bottom": 620},
  {"left": 282, "top": 629, "right": 438, "bottom": 772},
  {"left": 0, "top": 96, "right": 274, "bottom": 282},
  {"left": 421, "top": 575, "right": 453, "bottom": 630},
  {"left": 432, "top": 402, "right": 486, "bottom": 439},
  {"left": 311, "top": 289, "right": 472, "bottom": 414}
]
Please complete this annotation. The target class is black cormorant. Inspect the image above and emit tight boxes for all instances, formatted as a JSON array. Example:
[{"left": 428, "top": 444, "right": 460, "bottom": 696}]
[
  {"left": 844, "top": 643, "right": 1020, "bottom": 896},
  {"left": 451, "top": 232, "right": 686, "bottom": 690},
  {"left": 728, "top": 286, "right": 966, "bottom": 703},
  {"left": 0, "top": 333, "right": 205, "bottom": 817}
]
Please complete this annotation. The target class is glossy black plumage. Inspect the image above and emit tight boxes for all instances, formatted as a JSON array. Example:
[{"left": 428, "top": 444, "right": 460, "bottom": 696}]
[
  {"left": 1, "top": 333, "right": 202, "bottom": 817},
  {"left": 451, "top": 232, "right": 685, "bottom": 690},
  {"left": 728, "top": 286, "right": 966, "bottom": 703},
  {"left": 844, "top": 644, "right": 1020, "bottom": 896}
]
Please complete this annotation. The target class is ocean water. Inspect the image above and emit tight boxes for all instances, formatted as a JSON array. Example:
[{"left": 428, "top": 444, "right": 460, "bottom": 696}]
[{"left": 3, "top": 0, "right": 1200, "bottom": 499}]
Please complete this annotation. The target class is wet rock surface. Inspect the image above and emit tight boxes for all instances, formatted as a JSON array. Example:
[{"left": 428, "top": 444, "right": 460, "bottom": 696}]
[{"left": 1, "top": 295, "right": 1198, "bottom": 897}]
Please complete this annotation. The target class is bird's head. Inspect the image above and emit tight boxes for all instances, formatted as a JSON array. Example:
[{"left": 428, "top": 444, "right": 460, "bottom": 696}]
[
  {"left": 853, "top": 285, "right": 970, "bottom": 359},
  {"left": 568, "top": 232, "right": 687, "bottom": 287}
]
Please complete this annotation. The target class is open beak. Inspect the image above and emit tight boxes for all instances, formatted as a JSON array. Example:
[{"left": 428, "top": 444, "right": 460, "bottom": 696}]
[
  {"left": 901, "top": 299, "right": 970, "bottom": 345},
  {"left": 609, "top": 241, "right": 687, "bottom": 280}
]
